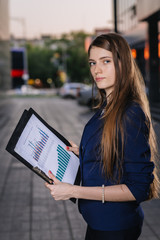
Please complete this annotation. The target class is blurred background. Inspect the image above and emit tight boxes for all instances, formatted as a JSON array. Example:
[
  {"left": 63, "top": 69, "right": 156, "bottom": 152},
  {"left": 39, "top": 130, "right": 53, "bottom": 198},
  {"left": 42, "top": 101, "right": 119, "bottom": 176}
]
[
  {"left": 0, "top": 0, "right": 159, "bottom": 103},
  {"left": 0, "top": 1, "right": 160, "bottom": 240}
]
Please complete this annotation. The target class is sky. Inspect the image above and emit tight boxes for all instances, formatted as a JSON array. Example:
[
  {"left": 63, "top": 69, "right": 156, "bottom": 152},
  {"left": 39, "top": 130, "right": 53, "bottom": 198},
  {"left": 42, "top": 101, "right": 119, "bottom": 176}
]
[{"left": 10, "top": 0, "right": 113, "bottom": 39}]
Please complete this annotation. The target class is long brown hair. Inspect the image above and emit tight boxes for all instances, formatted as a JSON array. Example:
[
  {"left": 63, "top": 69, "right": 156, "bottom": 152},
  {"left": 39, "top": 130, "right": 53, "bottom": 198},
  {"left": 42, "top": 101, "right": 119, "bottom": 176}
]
[{"left": 88, "top": 33, "right": 159, "bottom": 199}]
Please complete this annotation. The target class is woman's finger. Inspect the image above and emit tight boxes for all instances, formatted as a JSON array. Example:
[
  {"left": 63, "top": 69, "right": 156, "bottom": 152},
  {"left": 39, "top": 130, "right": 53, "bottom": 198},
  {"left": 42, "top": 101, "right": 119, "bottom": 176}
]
[
  {"left": 48, "top": 170, "right": 60, "bottom": 184},
  {"left": 66, "top": 145, "right": 79, "bottom": 155},
  {"left": 65, "top": 140, "right": 79, "bottom": 155},
  {"left": 69, "top": 140, "right": 78, "bottom": 148}
]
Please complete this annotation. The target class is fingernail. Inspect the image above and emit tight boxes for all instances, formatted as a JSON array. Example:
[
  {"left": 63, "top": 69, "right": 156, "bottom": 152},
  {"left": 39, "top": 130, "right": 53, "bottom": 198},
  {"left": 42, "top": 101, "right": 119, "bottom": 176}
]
[
  {"left": 49, "top": 170, "right": 52, "bottom": 174},
  {"left": 66, "top": 146, "right": 69, "bottom": 150}
]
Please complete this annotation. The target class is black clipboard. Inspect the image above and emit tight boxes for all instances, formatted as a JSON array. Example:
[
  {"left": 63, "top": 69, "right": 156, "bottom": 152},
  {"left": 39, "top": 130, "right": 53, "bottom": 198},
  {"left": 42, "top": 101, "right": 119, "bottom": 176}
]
[{"left": 6, "top": 108, "right": 81, "bottom": 203}]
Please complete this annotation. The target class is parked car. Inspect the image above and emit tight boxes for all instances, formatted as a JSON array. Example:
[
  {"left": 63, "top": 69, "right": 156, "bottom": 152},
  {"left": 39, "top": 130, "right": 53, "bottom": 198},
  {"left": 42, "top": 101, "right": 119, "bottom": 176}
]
[
  {"left": 59, "top": 82, "right": 90, "bottom": 99},
  {"left": 77, "top": 85, "right": 98, "bottom": 107}
]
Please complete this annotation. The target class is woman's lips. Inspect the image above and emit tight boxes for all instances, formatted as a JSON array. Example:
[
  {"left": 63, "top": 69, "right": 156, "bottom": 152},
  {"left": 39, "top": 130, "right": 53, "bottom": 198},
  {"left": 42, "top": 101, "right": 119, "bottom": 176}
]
[{"left": 95, "top": 77, "right": 105, "bottom": 82}]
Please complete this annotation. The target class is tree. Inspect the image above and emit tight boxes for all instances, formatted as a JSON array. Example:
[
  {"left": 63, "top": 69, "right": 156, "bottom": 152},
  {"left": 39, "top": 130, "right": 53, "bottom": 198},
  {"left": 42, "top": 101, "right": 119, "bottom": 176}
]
[
  {"left": 50, "top": 31, "right": 91, "bottom": 84},
  {"left": 26, "top": 30, "right": 92, "bottom": 88},
  {"left": 65, "top": 31, "right": 91, "bottom": 83},
  {"left": 66, "top": 46, "right": 90, "bottom": 83},
  {"left": 26, "top": 44, "right": 59, "bottom": 88}
]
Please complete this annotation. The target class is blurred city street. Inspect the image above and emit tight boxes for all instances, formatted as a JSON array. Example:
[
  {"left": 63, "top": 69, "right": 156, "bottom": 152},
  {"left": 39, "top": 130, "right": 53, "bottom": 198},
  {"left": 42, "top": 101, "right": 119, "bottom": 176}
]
[
  {"left": 0, "top": 96, "right": 160, "bottom": 240},
  {"left": 0, "top": 0, "right": 160, "bottom": 238}
]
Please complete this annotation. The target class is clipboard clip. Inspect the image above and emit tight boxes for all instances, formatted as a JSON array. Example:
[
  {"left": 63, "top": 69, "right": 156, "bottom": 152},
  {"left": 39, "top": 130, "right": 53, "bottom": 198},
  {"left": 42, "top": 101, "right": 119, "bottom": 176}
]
[{"left": 32, "top": 167, "right": 53, "bottom": 184}]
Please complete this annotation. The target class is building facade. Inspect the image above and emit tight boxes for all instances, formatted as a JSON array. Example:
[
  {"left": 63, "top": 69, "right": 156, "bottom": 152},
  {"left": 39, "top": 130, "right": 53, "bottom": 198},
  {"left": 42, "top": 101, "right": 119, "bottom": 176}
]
[
  {"left": 115, "top": 0, "right": 160, "bottom": 102},
  {"left": 137, "top": 0, "right": 160, "bottom": 102},
  {"left": 0, "top": 0, "right": 11, "bottom": 90}
]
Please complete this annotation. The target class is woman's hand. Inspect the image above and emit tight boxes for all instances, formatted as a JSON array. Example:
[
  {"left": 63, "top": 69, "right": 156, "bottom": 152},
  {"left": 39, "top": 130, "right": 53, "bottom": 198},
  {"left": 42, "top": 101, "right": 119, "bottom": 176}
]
[
  {"left": 66, "top": 140, "right": 79, "bottom": 156},
  {"left": 45, "top": 170, "right": 74, "bottom": 200}
]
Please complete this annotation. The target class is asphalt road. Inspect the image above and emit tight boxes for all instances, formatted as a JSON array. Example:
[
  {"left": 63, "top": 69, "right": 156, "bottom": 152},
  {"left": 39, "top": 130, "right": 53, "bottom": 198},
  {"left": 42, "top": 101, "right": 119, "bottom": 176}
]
[{"left": 0, "top": 96, "right": 160, "bottom": 240}]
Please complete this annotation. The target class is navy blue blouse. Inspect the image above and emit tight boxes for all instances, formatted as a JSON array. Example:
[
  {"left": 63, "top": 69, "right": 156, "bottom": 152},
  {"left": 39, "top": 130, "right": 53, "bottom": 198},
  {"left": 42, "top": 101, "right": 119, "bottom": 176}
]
[{"left": 78, "top": 103, "right": 154, "bottom": 231}]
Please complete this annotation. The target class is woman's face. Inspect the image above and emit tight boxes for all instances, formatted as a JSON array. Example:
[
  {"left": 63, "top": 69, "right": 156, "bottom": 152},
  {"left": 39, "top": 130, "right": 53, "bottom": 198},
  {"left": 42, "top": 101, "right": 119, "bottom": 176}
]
[{"left": 89, "top": 46, "right": 116, "bottom": 96}]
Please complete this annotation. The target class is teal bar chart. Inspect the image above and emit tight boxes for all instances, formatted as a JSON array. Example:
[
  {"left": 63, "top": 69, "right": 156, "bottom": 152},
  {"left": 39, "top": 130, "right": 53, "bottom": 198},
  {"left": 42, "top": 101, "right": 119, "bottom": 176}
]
[{"left": 56, "top": 144, "right": 71, "bottom": 181}]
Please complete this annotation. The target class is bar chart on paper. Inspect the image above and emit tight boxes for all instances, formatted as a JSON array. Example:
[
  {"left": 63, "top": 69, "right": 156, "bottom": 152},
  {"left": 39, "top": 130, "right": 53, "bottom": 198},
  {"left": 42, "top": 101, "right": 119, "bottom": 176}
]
[
  {"left": 14, "top": 113, "right": 79, "bottom": 185},
  {"left": 28, "top": 127, "right": 49, "bottom": 162},
  {"left": 56, "top": 144, "right": 71, "bottom": 181}
]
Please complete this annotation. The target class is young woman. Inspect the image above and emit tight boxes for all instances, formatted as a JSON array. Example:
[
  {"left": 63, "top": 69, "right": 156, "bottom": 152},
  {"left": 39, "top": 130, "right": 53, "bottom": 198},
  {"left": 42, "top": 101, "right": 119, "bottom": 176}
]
[{"left": 45, "top": 33, "right": 159, "bottom": 240}]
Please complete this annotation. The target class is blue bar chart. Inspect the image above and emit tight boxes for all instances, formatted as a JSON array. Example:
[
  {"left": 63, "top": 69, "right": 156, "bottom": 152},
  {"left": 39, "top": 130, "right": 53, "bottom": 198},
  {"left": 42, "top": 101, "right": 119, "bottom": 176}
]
[
  {"left": 56, "top": 144, "right": 71, "bottom": 181},
  {"left": 28, "top": 127, "right": 49, "bottom": 162}
]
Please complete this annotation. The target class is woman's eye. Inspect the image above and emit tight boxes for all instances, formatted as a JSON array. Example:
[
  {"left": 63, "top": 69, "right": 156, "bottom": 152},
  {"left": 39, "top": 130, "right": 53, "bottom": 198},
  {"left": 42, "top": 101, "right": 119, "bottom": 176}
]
[
  {"left": 89, "top": 62, "right": 95, "bottom": 67},
  {"left": 104, "top": 60, "right": 110, "bottom": 64}
]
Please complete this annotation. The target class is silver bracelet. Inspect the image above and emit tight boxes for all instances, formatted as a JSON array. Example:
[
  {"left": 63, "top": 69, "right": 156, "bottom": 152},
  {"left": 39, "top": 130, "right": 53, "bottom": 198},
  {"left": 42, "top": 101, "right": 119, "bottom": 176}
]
[{"left": 102, "top": 184, "right": 105, "bottom": 203}]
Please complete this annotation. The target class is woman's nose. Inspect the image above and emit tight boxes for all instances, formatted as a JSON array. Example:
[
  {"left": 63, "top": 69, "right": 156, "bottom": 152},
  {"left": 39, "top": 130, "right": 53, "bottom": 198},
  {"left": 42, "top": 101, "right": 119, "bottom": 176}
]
[{"left": 94, "top": 63, "right": 102, "bottom": 74}]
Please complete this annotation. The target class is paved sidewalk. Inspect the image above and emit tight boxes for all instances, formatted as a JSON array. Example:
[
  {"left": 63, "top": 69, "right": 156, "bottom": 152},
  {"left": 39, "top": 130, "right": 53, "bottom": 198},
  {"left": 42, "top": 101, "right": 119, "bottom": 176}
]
[{"left": 0, "top": 97, "right": 160, "bottom": 240}]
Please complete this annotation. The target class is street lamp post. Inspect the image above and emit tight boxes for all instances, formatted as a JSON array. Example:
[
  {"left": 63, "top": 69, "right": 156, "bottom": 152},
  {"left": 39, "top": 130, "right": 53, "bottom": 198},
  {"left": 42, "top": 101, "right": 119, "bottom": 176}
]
[{"left": 113, "top": 0, "right": 118, "bottom": 33}]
